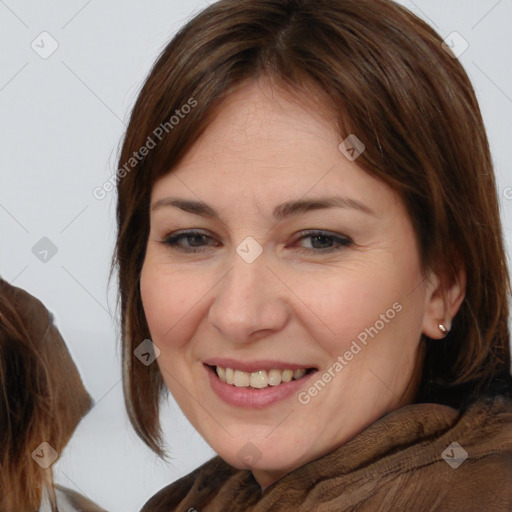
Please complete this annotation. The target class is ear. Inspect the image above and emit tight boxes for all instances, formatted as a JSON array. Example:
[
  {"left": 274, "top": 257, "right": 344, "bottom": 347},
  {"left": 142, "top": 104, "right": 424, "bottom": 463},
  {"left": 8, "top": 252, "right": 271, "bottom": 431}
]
[{"left": 421, "top": 265, "right": 466, "bottom": 339}]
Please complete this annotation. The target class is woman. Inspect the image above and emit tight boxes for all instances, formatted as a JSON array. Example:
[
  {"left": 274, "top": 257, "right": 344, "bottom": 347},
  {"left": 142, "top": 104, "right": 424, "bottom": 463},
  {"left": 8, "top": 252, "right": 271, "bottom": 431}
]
[
  {"left": 113, "top": 0, "right": 512, "bottom": 510},
  {"left": 0, "top": 278, "right": 107, "bottom": 511}
]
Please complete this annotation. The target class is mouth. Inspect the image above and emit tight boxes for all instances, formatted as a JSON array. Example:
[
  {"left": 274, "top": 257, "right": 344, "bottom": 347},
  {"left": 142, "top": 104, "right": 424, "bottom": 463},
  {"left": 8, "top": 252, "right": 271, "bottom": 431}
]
[
  {"left": 206, "top": 364, "right": 317, "bottom": 389},
  {"left": 203, "top": 358, "right": 320, "bottom": 408}
]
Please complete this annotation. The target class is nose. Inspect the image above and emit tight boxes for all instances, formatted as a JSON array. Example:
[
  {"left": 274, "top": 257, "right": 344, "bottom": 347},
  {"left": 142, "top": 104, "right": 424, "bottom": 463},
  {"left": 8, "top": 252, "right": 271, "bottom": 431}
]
[{"left": 207, "top": 248, "right": 290, "bottom": 344}]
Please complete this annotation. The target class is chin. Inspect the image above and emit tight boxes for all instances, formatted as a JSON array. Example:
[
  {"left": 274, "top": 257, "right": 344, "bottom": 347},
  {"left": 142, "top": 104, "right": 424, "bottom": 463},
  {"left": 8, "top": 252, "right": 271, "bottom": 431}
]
[{"left": 216, "top": 440, "right": 308, "bottom": 475}]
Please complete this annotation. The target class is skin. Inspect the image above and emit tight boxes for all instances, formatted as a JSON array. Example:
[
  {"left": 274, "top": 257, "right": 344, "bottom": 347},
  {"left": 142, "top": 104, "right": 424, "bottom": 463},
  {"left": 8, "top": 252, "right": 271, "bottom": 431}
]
[{"left": 140, "top": 79, "right": 465, "bottom": 489}]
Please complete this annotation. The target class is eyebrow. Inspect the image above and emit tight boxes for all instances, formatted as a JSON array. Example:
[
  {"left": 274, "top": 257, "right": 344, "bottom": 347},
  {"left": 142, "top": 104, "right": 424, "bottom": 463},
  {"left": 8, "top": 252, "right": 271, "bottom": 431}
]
[{"left": 152, "top": 195, "right": 376, "bottom": 220}]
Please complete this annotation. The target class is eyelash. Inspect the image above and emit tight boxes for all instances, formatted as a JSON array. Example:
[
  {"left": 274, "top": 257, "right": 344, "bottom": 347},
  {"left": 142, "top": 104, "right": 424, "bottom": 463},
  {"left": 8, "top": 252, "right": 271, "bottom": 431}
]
[{"left": 159, "top": 230, "right": 353, "bottom": 255}]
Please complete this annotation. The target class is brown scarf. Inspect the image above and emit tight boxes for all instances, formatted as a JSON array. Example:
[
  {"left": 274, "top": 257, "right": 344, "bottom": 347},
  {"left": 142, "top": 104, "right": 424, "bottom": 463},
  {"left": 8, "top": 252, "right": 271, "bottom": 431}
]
[{"left": 141, "top": 394, "right": 512, "bottom": 511}]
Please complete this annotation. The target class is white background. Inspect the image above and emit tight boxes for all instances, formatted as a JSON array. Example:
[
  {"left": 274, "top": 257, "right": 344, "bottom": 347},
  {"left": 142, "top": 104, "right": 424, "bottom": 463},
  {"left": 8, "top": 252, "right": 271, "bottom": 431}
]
[{"left": 1, "top": 1, "right": 511, "bottom": 510}]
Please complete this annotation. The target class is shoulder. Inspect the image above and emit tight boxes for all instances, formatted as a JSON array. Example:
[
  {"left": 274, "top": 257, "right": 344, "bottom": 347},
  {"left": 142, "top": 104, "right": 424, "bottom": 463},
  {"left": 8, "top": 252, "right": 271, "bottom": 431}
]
[
  {"left": 140, "top": 456, "right": 238, "bottom": 512},
  {"left": 465, "top": 393, "right": 512, "bottom": 477},
  {"left": 54, "top": 485, "right": 109, "bottom": 511},
  {"left": 431, "top": 394, "right": 512, "bottom": 475},
  {"left": 424, "top": 450, "right": 512, "bottom": 511},
  {"left": 416, "top": 394, "right": 512, "bottom": 510},
  {"left": 463, "top": 393, "right": 512, "bottom": 446}
]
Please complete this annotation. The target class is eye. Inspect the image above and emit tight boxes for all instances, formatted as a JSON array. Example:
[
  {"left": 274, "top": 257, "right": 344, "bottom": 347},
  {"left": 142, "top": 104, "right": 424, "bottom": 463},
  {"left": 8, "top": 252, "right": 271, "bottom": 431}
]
[
  {"left": 292, "top": 230, "right": 353, "bottom": 255},
  {"left": 159, "top": 229, "right": 353, "bottom": 255},
  {"left": 160, "top": 230, "right": 219, "bottom": 253}
]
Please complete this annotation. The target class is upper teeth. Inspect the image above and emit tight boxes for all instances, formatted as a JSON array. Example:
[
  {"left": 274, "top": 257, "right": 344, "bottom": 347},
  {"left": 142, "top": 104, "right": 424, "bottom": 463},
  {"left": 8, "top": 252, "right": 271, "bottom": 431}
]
[{"left": 215, "top": 366, "right": 307, "bottom": 388}]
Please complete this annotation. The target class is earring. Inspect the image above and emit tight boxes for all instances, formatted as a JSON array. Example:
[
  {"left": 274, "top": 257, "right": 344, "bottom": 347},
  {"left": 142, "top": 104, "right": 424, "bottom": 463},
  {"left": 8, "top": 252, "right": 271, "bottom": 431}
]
[{"left": 438, "top": 323, "right": 448, "bottom": 335}]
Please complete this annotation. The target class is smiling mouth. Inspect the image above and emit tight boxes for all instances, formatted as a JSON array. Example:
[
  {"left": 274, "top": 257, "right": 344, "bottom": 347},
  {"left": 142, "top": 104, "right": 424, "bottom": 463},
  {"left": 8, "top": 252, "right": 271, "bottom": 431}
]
[{"left": 206, "top": 364, "right": 317, "bottom": 389}]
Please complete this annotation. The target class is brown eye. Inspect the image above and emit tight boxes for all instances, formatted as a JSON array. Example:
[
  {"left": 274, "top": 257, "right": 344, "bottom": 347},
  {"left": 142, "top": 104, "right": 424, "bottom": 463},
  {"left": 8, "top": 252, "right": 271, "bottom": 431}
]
[{"left": 160, "top": 230, "right": 219, "bottom": 253}]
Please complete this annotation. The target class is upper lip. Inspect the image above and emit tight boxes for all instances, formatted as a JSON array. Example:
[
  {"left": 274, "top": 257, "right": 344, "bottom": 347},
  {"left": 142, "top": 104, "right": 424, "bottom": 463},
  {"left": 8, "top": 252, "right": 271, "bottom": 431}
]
[{"left": 203, "top": 358, "right": 316, "bottom": 373}]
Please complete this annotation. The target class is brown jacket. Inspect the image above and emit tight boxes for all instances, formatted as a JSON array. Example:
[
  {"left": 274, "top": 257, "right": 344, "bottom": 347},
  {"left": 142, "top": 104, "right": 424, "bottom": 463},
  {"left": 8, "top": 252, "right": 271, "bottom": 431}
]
[{"left": 141, "top": 393, "right": 512, "bottom": 511}]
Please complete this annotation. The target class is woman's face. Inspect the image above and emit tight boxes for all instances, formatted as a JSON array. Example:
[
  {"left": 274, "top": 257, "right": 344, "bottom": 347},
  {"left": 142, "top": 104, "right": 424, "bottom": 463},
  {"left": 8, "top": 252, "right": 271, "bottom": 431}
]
[{"left": 140, "top": 81, "right": 438, "bottom": 487}]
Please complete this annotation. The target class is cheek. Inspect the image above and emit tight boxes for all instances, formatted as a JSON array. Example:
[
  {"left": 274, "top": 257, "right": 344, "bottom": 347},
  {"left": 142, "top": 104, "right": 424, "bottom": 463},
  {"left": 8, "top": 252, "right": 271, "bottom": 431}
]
[
  {"left": 295, "top": 256, "right": 425, "bottom": 358},
  {"left": 140, "top": 261, "right": 197, "bottom": 345}
]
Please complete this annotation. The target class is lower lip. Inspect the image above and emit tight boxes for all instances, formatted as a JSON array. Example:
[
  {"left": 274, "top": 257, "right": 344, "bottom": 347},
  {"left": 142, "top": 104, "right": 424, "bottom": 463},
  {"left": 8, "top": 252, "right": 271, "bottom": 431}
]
[{"left": 205, "top": 365, "right": 318, "bottom": 408}]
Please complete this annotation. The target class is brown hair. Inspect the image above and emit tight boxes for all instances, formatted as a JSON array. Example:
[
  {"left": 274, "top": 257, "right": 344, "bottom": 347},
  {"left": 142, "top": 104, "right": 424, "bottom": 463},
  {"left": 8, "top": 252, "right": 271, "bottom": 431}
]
[
  {"left": 113, "top": 0, "right": 512, "bottom": 455},
  {"left": 0, "top": 280, "right": 92, "bottom": 511}
]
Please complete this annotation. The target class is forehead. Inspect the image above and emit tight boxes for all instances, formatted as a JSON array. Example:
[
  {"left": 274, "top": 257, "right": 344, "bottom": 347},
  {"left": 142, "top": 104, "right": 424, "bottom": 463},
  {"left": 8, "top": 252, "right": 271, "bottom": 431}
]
[
  {"left": 184, "top": 80, "right": 339, "bottom": 161},
  {"left": 151, "top": 81, "right": 399, "bottom": 219}
]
